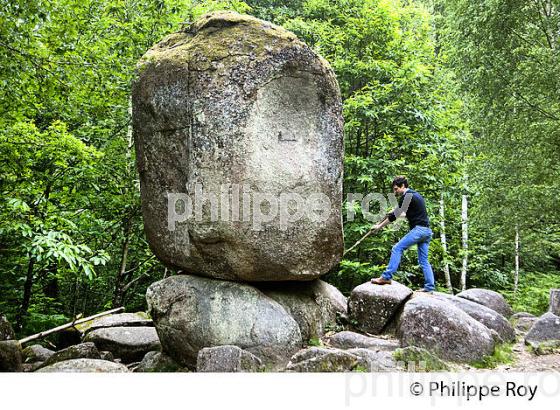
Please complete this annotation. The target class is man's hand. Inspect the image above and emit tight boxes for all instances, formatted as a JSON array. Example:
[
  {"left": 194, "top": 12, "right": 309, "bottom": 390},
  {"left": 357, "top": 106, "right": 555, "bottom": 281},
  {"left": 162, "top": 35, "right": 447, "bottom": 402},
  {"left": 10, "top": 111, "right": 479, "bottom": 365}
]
[{"left": 374, "top": 217, "right": 391, "bottom": 231}]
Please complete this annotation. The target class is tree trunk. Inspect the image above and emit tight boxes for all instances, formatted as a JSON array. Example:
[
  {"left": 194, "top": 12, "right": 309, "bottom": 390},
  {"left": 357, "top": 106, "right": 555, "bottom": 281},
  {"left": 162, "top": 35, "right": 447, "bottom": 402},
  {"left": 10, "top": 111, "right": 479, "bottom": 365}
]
[
  {"left": 514, "top": 225, "right": 520, "bottom": 294},
  {"left": 439, "top": 192, "right": 453, "bottom": 293},
  {"left": 550, "top": 289, "right": 560, "bottom": 316},
  {"left": 16, "top": 256, "right": 36, "bottom": 331},
  {"left": 112, "top": 220, "right": 132, "bottom": 307},
  {"left": 460, "top": 194, "right": 468, "bottom": 291}
]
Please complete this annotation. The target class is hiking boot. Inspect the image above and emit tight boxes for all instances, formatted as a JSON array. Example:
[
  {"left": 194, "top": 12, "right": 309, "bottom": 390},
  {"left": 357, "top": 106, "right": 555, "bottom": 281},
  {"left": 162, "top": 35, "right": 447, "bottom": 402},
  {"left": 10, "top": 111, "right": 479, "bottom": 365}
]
[
  {"left": 416, "top": 288, "right": 433, "bottom": 293},
  {"left": 370, "top": 277, "right": 392, "bottom": 285}
]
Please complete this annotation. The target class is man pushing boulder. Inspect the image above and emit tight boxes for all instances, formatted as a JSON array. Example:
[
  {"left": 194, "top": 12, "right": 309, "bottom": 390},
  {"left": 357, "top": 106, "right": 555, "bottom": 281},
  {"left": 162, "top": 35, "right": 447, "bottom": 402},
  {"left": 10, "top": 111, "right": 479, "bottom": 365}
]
[{"left": 370, "top": 176, "right": 435, "bottom": 293}]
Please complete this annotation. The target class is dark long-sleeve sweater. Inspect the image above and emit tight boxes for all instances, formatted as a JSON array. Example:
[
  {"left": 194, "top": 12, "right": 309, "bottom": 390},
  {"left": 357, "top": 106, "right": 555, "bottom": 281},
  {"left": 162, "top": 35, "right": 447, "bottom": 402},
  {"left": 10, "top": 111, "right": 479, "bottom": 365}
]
[{"left": 387, "top": 188, "right": 430, "bottom": 229}]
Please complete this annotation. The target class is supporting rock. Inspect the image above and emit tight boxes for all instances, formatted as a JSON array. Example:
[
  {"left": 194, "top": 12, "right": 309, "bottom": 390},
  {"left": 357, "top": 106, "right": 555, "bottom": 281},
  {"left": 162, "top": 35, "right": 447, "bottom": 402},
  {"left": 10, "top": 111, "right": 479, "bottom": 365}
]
[
  {"left": 146, "top": 275, "right": 302, "bottom": 369},
  {"left": 259, "top": 280, "right": 346, "bottom": 341},
  {"left": 197, "top": 345, "right": 264, "bottom": 372}
]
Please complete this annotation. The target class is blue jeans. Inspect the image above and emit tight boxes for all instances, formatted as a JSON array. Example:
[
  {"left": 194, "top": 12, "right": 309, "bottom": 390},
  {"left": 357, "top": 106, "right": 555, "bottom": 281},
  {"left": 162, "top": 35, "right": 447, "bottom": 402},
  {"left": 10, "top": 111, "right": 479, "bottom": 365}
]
[{"left": 381, "top": 225, "right": 435, "bottom": 291}]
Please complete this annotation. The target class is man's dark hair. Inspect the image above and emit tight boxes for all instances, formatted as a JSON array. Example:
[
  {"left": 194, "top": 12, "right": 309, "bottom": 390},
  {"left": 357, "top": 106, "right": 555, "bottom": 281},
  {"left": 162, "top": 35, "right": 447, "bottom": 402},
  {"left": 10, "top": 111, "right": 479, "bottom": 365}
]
[{"left": 392, "top": 175, "right": 408, "bottom": 188}]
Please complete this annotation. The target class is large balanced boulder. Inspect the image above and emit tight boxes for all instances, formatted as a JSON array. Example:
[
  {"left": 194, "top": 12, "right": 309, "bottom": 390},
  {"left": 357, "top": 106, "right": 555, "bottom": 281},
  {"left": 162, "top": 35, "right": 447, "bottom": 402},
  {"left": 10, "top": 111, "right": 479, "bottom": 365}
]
[
  {"left": 525, "top": 312, "right": 560, "bottom": 354},
  {"left": 348, "top": 281, "right": 412, "bottom": 334},
  {"left": 83, "top": 327, "right": 161, "bottom": 363},
  {"left": 430, "top": 292, "right": 515, "bottom": 342},
  {"left": 146, "top": 275, "right": 302, "bottom": 369},
  {"left": 259, "top": 280, "right": 346, "bottom": 341},
  {"left": 397, "top": 297, "right": 496, "bottom": 363},
  {"left": 132, "top": 11, "right": 344, "bottom": 282},
  {"left": 457, "top": 288, "right": 513, "bottom": 318},
  {"left": 36, "top": 358, "right": 129, "bottom": 373},
  {"left": 196, "top": 345, "right": 264, "bottom": 372}
]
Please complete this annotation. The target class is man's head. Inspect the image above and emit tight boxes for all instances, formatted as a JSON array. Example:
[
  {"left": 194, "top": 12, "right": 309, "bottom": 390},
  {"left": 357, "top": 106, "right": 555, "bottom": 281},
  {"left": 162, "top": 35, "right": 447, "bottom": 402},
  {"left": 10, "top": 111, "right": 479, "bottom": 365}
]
[{"left": 392, "top": 176, "right": 408, "bottom": 196}]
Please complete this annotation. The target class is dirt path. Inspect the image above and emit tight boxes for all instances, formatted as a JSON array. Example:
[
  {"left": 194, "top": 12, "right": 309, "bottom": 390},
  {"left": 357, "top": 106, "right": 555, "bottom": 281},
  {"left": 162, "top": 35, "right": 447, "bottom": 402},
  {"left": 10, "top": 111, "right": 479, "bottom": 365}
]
[{"left": 461, "top": 328, "right": 560, "bottom": 372}]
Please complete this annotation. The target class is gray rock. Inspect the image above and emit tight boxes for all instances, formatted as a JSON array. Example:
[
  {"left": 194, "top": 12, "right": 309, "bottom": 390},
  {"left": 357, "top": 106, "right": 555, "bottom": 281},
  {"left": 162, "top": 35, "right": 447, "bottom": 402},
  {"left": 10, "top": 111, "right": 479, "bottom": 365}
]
[
  {"left": 430, "top": 292, "right": 515, "bottom": 342},
  {"left": 0, "top": 316, "right": 15, "bottom": 341},
  {"left": 525, "top": 312, "right": 560, "bottom": 354},
  {"left": 22, "top": 344, "right": 54, "bottom": 363},
  {"left": 132, "top": 11, "right": 344, "bottom": 282},
  {"left": 348, "top": 281, "right": 412, "bottom": 334},
  {"left": 326, "top": 331, "right": 399, "bottom": 351},
  {"left": 511, "top": 313, "right": 538, "bottom": 332},
  {"left": 285, "top": 347, "right": 362, "bottom": 372},
  {"left": 260, "top": 280, "right": 346, "bottom": 341},
  {"left": 86, "top": 313, "right": 152, "bottom": 333},
  {"left": 38, "top": 342, "right": 100, "bottom": 369},
  {"left": 457, "top": 288, "right": 513, "bottom": 318},
  {"left": 136, "top": 351, "right": 182, "bottom": 372},
  {"left": 0, "top": 340, "right": 22, "bottom": 372},
  {"left": 83, "top": 326, "right": 161, "bottom": 363},
  {"left": 346, "top": 348, "right": 400, "bottom": 372},
  {"left": 398, "top": 297, "right": 495, "bottom": 363},
  {"left": 146, "top": 275, "right": 302, "bottom": 369},
  {"left": 514, "top": 316, "right": 538, "bottom": 333},
  {"left": 197, "top": 345, "right": 264, "bottom": 372},
  {"left": 36, "top": 358, "right": 129, "bottom": 373}
]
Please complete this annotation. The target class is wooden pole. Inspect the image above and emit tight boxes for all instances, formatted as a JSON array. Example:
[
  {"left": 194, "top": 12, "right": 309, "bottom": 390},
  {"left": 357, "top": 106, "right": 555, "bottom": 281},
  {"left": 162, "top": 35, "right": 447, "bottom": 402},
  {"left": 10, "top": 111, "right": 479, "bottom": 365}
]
[
  {"left": 343, "top": 226, "right": 380, "bottom": 256},
  {"left": 18, "top": 306, "right": 125, "bottom": 345}
]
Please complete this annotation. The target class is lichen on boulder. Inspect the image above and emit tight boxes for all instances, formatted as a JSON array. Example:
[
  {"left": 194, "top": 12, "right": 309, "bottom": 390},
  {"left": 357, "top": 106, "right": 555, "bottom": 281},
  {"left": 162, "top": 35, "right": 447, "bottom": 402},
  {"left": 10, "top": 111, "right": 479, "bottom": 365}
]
[{"left": 132, "top": 11, "right": 344, "bottom": 282}]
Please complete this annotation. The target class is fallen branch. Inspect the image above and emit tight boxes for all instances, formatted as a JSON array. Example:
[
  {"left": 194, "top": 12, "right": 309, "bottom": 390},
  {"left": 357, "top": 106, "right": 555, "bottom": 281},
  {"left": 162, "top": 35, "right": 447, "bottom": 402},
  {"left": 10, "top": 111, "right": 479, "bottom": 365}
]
[{"left": 19, "top": 306, "right": 125, "bottom": 345}]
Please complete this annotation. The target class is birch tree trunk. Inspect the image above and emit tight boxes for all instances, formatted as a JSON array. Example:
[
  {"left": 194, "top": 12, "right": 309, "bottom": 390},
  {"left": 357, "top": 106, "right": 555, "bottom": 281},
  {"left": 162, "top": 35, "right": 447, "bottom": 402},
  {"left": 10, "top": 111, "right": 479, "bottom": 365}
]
[
  {"left": 514, "top": 224, "right": 520, "bottom": 294},
  {"left": 460, "top": 194, "right": 468, "bottom": 291},
  {"left": 439, "top": 192, "right": 453, "bottom": 292}
]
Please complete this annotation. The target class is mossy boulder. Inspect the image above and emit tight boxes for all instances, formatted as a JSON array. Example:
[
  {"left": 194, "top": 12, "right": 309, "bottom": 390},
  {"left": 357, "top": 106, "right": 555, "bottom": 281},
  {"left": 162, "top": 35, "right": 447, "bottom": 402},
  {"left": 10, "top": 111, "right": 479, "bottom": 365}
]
[
  {"left": 392, "top": 346, "right": 450, "bottom": 372},
  {"left": 525, "top": 312, "right": 560, "bottom": 354},
  {"left": 285, "top": 347, "right": 362, "bottom": 372},
  {"left": 0, "top": 316, "right": 15, "bottom": 341},
  {"left": 0, "top": 340, "right": 23, "bottom": 372},
  {"left": 132, "top": 11, "right": 344, "bottom": 281}
]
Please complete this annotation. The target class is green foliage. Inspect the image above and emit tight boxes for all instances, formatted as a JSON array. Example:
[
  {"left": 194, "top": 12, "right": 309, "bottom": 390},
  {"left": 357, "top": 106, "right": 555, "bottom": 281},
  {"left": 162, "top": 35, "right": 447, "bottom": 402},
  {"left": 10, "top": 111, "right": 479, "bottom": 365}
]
[
  {"left": 470, "top": 343, "right": 515, "bottom": 369},
  {"left": 393, "top": 346, "right": 450, "bottom": 371},
  {"left": 503, "top": 272, "right": 560, "bottom": 316}
]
